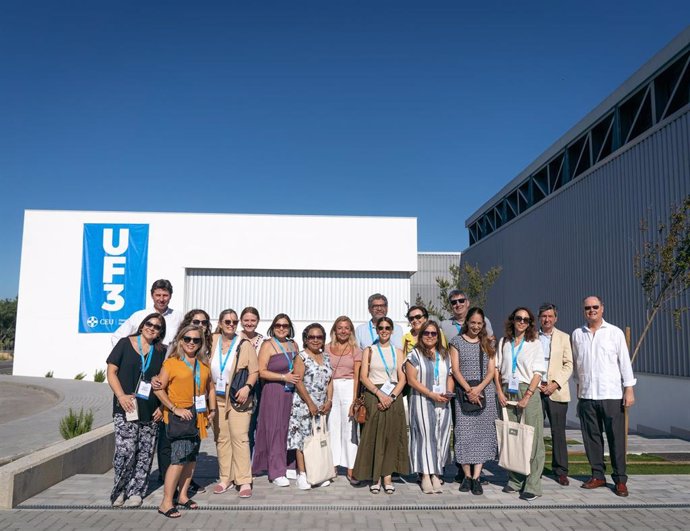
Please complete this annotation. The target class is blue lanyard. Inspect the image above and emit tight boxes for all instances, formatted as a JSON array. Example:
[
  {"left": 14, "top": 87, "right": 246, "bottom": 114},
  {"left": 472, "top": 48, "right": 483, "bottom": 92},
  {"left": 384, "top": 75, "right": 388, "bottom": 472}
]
[
  {"left": 273, "top": 338, "right": 295, "bottom": 371},
  {"left": 182, "top": 357, "right": 201, "bottom": 389},
  {"left": 453, "top": 321, "right": 462, "bottom": 335},
  {"left": 375, "top": 343, "right": 396, "bottom": 380},
  {"left": 510, "top": 337, "right": 525, "bottom": 374},
  {"left": 217, "top": 335, "right": 238, "bottom": 375},
  {"left": 137, "top": 336, "right": 153, "bottom": 376},
  {"left": 368, "top": 321, "right": 379, "bottom": 345},
  {"left": 434, "top": 350, "right": 440, "bottom": 384}
]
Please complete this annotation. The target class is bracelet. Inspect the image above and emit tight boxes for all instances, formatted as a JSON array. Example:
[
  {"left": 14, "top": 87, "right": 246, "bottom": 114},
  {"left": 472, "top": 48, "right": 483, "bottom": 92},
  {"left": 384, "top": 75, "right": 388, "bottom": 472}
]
[
  {"left": 245, "top": 383, "right": 254, "bottom": 391},
  {"left": 526, "top": 389, "right": 535, "bottom": 395},
  {"left": 209, "top": 408, "right": 216, "bottom": 413}
]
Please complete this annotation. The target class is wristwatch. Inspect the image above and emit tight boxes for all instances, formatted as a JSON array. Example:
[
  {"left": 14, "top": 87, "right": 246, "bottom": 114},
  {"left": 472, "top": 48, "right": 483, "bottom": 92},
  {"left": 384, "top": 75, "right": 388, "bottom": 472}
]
[{"left": 390, "top": 393, "right": 397, "bottom": 401}]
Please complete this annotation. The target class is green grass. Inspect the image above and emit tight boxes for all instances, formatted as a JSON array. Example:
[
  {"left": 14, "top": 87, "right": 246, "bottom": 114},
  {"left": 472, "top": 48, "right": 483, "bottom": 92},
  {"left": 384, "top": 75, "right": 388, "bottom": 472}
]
[{"left": 543, "top": 452, "right": 690, "bottom": 475}]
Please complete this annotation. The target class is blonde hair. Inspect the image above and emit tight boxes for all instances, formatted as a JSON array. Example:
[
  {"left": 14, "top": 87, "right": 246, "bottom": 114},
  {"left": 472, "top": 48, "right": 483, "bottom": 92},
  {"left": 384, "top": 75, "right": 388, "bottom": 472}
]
[
  {"left": 169, "top": 324, "right": 210, "bottom": 367},
  {"left": 329, "top": 316, "right": 357, "bottom": 347}
]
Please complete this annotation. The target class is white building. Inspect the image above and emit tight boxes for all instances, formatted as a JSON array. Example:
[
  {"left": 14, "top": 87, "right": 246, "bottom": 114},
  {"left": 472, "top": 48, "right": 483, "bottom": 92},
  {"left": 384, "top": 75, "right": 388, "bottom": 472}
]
[{"left": 14, "top": 210, "right": 417, "bottom": 379}]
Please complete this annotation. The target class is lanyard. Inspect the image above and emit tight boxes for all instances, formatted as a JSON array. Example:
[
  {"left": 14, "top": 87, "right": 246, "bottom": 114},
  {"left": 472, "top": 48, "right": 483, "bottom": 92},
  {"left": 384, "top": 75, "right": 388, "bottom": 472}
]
[
  {"left": 217, "top": 335, "right": 238, "bottom": 375},
  {"left": 368, "top": 321, "right": 379, "bottom": 345},
  {"left": 137, "top": 336, "right": 153, "bottom": 376},
  {"left": 453, "top": 321, "right": 462, "bottom": 335},
  {"left": 375, "top": 343, "right": 396, "bottom": 380},
  {"left": 510, "top": 337, "right": 525, "bottom": 375},
  {"left": 273, "top": 338, "right": 295, "bottom": 371},
  {"left": 433, "top": 350, "right": 440, "bottom": 384},
  {"left": 182, "top": 356, "right": 201, "bottom": 389}
]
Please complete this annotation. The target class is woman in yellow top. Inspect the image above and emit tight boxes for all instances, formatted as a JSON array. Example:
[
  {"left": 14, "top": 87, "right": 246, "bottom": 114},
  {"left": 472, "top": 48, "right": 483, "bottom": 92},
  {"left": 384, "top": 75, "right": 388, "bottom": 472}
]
[
  {"left": 154, "top": 324, "right": 216, "bottom": 519},
  {"left": 402, "top": 306, "right": 447, "bottom": 355}
]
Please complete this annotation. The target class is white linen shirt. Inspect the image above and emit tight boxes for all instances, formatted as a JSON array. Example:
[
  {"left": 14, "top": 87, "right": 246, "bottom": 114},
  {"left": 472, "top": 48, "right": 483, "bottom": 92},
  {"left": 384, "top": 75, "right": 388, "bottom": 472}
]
[
  {"left": 497, "top": 337, "right": 546, "bottom": 385},
  {"left": 110, "top": 307, "right": 183, "bottom": 351},
  {"left": 571, "top": 319, "right": 637, "bottom": 400}
]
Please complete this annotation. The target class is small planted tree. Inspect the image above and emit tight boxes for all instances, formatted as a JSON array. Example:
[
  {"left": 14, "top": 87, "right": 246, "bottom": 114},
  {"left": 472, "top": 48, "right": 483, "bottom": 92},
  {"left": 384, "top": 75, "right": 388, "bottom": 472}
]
[
  {"left": 59, "top": 407, "right": 94, "bottom": 440},
  {"left": 425, "top": 262, "right": 502, "bottom": 317},
  {"left": 94, "top": 369, "right": 106, "bottom": 383},
  {"left": 632, "top": 195, "right": 690, "bottom": 363}
]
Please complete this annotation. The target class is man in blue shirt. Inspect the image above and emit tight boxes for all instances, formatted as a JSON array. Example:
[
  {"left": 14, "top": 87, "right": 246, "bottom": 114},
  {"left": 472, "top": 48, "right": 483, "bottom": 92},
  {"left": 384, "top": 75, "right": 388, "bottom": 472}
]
[{"left": 355, "top": 293, "right": 403, "bottom": 350}]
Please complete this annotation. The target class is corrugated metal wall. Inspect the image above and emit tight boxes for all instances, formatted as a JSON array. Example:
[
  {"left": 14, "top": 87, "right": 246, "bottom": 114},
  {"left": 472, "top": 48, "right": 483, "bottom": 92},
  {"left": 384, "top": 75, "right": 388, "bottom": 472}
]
[
  {"left": 185, "top": 269, "right": 411, "bottom": 324},
  {"left": 410, "top": 253, "right": 461, "bottom": 310},
  {"left": 462, "top": 109, "right": 690, "bottom": 377}
]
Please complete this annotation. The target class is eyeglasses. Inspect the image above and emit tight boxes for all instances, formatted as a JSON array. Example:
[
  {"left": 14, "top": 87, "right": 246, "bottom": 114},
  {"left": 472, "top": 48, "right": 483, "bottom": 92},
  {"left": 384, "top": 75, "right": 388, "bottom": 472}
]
[
  {"left": 223, "top": 319, "right": 239, "bottom": 326},
  {"left": 513, "top": 316, "right": 531, "bottom": 324},
  {"left": 307, "top": 335, "right": 324, "bottom": 341},
  {"left": 182, "top": 336, "right": 202, "bottom": 345},
  {"left": 192, "top": 319, "right": 209, "bottom": 326},
  {"left": 584, "top": 305, "right": 600, "bottom": 311},
  {"left": 450, "top": 298, "right": 466, "bottom": 306},
  {"left": 422, "top": 331, "right": 438, "bottom": 337},
  {"left": 377, "top": 325, "right": 392, "bottom": 331},
  {"left": 370, "top": 304, "right": 387, "bottom": 310},
  {"left": 408, "top": 314, "right": 425, "bottom": 322},
  {"left": 143, "top": 321, "right": 162, "bottom": 331},
  {"left": 274, "top": 323, "right": 290, "bottom": 329}
]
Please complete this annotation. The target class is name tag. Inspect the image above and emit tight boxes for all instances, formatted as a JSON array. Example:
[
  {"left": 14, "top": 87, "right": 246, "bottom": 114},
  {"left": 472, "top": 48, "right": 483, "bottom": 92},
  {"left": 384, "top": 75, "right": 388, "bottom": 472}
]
[
  {"left": 508, "top": 374, "right": 520, "bottom": 394},
  {"left": 136, "top": 380, "right": 152, "bottom": 400},
  {"left": 125, "top": 400, "right": 139, "bottom": 422},
  {"left": 215, "top": 377, "right": 227, "bottom": 396},
  {"left": 380, "top": 380, "right": 395, "bottom": 395},
  {"left": 284, "top": 383, "right": 295, "bottom": 393},
  {"left": 195, "top": 394, "right": 207, "bottom": 412},
  {"left": 432, "top": 384, "right": 444, "bottom": 394}
]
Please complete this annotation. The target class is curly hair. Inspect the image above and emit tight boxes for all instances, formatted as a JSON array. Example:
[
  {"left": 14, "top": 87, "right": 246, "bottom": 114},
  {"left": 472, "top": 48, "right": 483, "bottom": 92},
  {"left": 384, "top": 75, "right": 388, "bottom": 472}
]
[
  {"left": 176, "top": 309, "right": 212, "bottom": 360},
  {"left": 503, "top": 307, "right": 538, "bottom": 342}
]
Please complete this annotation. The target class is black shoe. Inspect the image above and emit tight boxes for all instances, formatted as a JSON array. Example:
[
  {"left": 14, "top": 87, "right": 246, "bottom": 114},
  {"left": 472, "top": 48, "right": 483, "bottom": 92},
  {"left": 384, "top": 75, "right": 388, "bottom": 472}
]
[
  {"left": 519, "top": 491, "right": 538, "bottom": 501},
  {"left": 502, "top": 485, "right": 517, "bottom": 493},
  {"left": 189, "top": 480, "right": 205, "bottom": 494},
  {"left": 480, "top": 477, "right": 489, "bottom": 486},
  {"left": 471, "top": 478, "right": 483, "bottom": 495},
  {"left": 458, "top": 477, "right": 471, "bottom": 493}
]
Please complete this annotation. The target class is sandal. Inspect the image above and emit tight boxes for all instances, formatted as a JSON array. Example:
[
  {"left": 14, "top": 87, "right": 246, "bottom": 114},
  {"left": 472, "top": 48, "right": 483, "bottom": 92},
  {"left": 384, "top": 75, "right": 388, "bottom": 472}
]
[
  {"left": 384, "top": 483, "right": 396, "bottom": 494},
  {"left": 369, "top": 484, "right": 381, "bottom": 494},
  {"left": 158, "top": 507, "right": 181, "bottom": 519},
  {"left": 238, "top": 485, "right": 252, "bottom": 498},
  {"left": 178, "top": 499, "right": 199, "bottom": 510},
  {"left": 213, "top": 483, "right": 231, "bottom": 495}
]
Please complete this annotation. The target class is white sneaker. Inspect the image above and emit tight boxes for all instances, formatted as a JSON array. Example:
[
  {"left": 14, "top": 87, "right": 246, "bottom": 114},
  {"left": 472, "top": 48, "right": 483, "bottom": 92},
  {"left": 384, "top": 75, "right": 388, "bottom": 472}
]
[
  {"left": 272, "top": 476, "right": 290, "bottom": 487},
  {"left": 286, "top": 469, "right": 297, "bottom": 480},
  {"left": 318, "top": 480, "right": 331, "bottom": 488},
  {"left": 112, "top": 493, "right": 125, "bottom": 507},
  {"left": 296, "top": 473, "right": 312, "bottom": 490},
  {"left": 123, "top": 495, "right": 142, "bottom": 507}
]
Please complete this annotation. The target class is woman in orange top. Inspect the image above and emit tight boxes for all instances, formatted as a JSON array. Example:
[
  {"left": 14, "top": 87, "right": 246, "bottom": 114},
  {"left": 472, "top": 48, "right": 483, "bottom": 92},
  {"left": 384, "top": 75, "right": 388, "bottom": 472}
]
[{"left": 154, "top": 324, "right": 216, "bottom": 519}]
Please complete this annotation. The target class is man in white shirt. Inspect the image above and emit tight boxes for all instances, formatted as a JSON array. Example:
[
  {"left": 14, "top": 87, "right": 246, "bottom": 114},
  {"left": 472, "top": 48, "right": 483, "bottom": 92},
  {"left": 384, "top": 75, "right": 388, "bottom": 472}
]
[
  {"left": 571, "top": 295, "right": 636, "bottom": 497},
  {"left": 111, "top": 279, "right": 183, "bottom": 350},
  {"left": 355, "top": 293, "right": 403, "bottom": 350},
  {"left": 439, "top": 290, "right": 494, "bottom": 341}
]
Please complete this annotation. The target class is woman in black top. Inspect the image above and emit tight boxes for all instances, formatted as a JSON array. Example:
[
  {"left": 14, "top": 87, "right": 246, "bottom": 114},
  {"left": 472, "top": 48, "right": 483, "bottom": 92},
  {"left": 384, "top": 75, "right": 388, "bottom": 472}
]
[{"left": 106, "top": 313, "right": 167, "bottom": 507}]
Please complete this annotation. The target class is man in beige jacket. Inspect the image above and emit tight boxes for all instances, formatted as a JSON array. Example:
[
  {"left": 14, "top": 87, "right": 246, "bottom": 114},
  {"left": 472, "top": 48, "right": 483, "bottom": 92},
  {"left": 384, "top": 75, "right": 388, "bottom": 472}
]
[{"left": 537, "top": 303, "right": 573, "bottom": 486}]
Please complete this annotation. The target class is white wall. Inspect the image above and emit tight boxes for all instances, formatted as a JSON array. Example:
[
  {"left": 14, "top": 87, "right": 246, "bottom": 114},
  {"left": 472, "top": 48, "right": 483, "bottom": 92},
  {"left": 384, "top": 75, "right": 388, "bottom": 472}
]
[{"left": 14, "top": 210, "right": 417, "bottom": 378}]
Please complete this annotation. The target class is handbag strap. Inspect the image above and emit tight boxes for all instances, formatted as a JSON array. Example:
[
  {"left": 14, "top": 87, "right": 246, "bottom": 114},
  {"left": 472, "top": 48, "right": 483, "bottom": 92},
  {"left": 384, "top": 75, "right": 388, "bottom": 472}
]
[
  {"left": 478, "top": 343, "right": 484, "bottom": 381},
  {"left": 229, "top": 338, "right": 248, "bottom": 382}
]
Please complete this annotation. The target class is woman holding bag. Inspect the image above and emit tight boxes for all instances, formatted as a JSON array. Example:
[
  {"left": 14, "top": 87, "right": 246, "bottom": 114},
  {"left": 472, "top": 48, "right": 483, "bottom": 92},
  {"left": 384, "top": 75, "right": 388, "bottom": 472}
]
[
  {"left": 449, "top": 307, "right": 497, "bottom": 496},
  {"left": 494, "top": 307, "right": 546, "bottom": 501},
  {"left": 287, "top": 323, "right": 334, "bottom": 490},
  {"left": 210, "top": 309, "right": 259, "bottom": 498},
  {"left": 154, "top": 325, "right": 216, "bottom": 519}
]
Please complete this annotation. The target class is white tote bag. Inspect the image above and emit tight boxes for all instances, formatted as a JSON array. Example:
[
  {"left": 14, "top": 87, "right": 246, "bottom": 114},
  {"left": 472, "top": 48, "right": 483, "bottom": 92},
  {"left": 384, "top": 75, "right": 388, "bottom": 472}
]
[
  {"left": 303, "top": 416, "right": 334, "bottom": 486},
  {"left": 495, "top": 402, "right": 534, "bottom": 476}
]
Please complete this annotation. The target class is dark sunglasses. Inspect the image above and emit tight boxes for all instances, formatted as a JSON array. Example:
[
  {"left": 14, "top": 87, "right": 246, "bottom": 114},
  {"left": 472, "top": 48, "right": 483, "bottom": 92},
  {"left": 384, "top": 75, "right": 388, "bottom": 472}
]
[
  {"left": 192, "top": 319, "right": 209, "bottom": 326},
  {"left": 408, "top": 314, "right": 425, "bottom": 322},
  {"left": 307, "top": 335, "right": 325, "bottom": 341},
  {"left": 143, "top": 321, "right": 162, "bottom": 331},
  {"left": 223, "top": 319, "right": 239, "bottom": 326},
  {"left": 513, "top": 316, "right": 531, "bottom": 324},
  {"left": 377, "top": 325, "right": 393, "bottom": 331},
  {"left": 274, "top": 323, "right": 290, "bottom": 329},
  {"left": 584, "top": 305, "right": 600, "bottom": 311},
  {"left": 182, "top": 336, "right": 202, "bottom": 345},
  {"left": 450, "top": 298, "right": 466, "bottom": 306},
  {"left": 422, "top": 330, "right": 438, "bottom": 337}
]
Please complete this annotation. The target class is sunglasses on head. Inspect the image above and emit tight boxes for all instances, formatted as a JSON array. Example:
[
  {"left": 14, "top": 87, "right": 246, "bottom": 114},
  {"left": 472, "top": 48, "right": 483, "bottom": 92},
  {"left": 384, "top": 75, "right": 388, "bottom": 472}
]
[
  {"left": 143, "top": 321, "right": 162, "bottom": 331},
  {"left": 450, "top": 298, "right": 466, "bottom": 306},
  {"left": 192, "top": 319, "right": 209, "bottom": 326},
  {"left": 182, "top": 336, "right": 202, "bottom": 345}
]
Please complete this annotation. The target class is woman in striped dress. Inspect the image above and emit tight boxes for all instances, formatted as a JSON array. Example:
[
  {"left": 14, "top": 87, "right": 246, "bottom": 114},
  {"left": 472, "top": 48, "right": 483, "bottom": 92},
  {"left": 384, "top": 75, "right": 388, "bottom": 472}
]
[{"left": 405, "top": 320, "right": 453, "bottom": 494}]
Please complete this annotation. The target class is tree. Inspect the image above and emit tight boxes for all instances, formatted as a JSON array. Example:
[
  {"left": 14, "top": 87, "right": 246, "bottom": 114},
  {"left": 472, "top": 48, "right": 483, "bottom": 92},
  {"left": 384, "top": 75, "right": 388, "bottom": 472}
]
[
  {"left": 631, "top": 195, "right": 690, "bottom": 364},
  {"left": 0, "top": 297, "right": 17, "bottom": 350},
  {"left": 423, "top": 262, "right": 502, "bottom": 318}
]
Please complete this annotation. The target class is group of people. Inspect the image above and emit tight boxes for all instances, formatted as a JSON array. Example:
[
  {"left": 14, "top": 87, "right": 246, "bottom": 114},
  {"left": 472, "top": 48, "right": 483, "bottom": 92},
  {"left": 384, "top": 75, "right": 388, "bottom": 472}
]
[{"left": 105, "top": 280, "right": 637, "bottom": 518}]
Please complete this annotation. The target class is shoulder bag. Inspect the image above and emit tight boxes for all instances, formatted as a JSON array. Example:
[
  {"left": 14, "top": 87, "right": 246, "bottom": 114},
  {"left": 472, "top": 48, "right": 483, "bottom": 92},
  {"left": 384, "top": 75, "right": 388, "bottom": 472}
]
[
  {"left": 229, "top": 339, "right": 255, "bottom": 412},
  {"left": 456, "top": 343, "right": 487, "bottom": 413},
  {"left": 495, "top": 402, "right": 534, "bottom": 475},
  {"left": 166, "top": 359, "right": 199, "bottom": 440},
  {"left": 303, "top": 416, "right": 335, "bottom": 485}
]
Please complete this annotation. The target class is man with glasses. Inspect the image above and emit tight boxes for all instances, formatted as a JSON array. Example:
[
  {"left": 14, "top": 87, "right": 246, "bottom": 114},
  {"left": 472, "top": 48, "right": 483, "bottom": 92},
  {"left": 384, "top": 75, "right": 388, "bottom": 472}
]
[
  {"left": 572, "top": 296, "right": 636, "bottom": 497},
  {"left": 537, "top": 303, "right": 573, "bottom": 486},
  {"left": 440, "top": 290, "right": 494, "bottom": 341},
  {"left": 355, "top": 293, "right": 404, "bottom": 350},
  {"left": 111, "top": 279, "right": 183, "bottom": 351}
]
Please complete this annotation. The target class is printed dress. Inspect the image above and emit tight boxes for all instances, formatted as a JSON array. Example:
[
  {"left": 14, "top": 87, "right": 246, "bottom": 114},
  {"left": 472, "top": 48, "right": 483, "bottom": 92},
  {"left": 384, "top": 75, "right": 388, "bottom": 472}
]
[
  {"left": 287, "top": 351, "right": 332, "bottom": 451},
  {"left": 451, "top": 335, "right": 498, "bottom": 464}
]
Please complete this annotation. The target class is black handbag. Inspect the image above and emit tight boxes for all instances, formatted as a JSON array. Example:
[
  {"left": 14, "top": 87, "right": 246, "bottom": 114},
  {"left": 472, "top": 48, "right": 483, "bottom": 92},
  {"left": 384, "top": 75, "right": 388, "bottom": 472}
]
[
  {"left": 229, "top": 339, "right": 255, "bottom": 413},
  {"left": 457, "top": 347, "right": 487, "bottom": 413},
  {"left": 166, "top": 359, "right": 199, "bottom": 440}
]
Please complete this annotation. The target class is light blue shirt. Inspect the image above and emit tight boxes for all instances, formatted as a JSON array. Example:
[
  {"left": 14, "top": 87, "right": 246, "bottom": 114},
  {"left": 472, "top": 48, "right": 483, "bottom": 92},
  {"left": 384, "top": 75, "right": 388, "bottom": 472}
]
[
  {"left": 355, "top": 320, "right": 404, "bottom": 350},
  {"left": 538, "top": 330, "right": 552, "bottom": 383}
]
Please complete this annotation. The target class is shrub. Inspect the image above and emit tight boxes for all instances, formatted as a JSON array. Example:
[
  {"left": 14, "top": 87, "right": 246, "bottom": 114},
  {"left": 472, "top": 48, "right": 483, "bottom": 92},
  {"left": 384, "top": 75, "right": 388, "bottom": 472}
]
[
  {"left": 59, "top": 407, "right": 94, "bottom": 440},
  {"left": 74, "top": 372, "right": 87, "bottom": 380},
  {"left": 94, "top": 369, "right": 106, "bottom": 383},
  {"left": 45, "top": 371, "right": 54, "bottom": 378}
]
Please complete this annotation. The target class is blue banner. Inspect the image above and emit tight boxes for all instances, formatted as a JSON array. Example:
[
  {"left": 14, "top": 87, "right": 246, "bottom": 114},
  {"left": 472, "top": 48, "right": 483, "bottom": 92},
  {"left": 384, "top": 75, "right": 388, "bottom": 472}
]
[{"left": 78, "top": 224, "right": 149, "bottom": 333}]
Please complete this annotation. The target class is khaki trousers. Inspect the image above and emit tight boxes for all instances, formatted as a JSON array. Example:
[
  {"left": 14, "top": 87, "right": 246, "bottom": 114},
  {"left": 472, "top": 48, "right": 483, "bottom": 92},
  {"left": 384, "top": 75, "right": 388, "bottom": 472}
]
[{"left": 213, "top": 401, "right": 252, "bottom": 485}]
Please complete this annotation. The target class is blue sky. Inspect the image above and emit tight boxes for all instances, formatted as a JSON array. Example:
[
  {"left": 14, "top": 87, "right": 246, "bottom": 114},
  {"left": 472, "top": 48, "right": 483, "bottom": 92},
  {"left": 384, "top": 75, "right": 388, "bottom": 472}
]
[{"left": 2, "top": 1, "right": 689, "bottom": 299}]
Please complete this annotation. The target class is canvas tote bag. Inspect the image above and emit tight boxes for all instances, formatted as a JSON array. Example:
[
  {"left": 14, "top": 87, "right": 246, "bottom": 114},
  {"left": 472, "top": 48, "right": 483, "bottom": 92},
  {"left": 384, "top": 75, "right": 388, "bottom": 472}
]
[
  {"left": 303, "top": 416, "right": 335, "bottom": 485},
  {"left": 495, "top": 401, "right": 534, "bottom": 476}
]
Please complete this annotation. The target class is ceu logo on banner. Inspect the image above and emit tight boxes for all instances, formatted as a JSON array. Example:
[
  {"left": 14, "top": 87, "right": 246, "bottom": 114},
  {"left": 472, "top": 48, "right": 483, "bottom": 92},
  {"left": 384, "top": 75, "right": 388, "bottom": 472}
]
[{"left": 78, "top": 224, "right": 149, "bottom": 333}]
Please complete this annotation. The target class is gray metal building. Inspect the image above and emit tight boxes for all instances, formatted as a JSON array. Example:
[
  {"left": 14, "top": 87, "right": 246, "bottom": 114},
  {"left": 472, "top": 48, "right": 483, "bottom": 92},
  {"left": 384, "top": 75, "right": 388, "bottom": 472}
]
[
  {"left": 462, "top": 28, "right": 690, "bottom": 436},
  {"left": 410, "top": 252, "right": 461, "bottom": 312}
]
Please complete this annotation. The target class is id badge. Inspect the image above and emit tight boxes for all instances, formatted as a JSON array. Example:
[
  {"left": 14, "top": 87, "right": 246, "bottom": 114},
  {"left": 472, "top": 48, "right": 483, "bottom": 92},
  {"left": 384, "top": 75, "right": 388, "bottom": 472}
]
[
  {"left": 195, "top": 394, "right": 207, "bottom": 412},
  {"left": 125, "top": 400, "right": 139, "bottom": 422},
  {"left": 508, "top": 374, "right": 520, "bottom": 394},
  {"left": 136, "top": 380, "right": 152, "bottom": 400},
  {"left": 215, "top": 377, "right": 227, "bottom": 396},
  {"left": 432, "top": 384, "right": 444, "bottom": 394},
  {"left": 284, "top": 383, "right": 295, "bottom": 393},
  {"left": 380, "top": 380, "right": 395, "bottom": 396}
]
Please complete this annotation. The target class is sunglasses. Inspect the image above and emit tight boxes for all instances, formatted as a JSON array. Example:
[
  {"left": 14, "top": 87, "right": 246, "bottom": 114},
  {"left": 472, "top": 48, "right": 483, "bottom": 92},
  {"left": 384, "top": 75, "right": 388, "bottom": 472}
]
[
  {"left": 307, "top": 335, "right": 325, "bottom": 341},
  {"left": 422, "top": 331, "right": 438, "bottom": 337},
  {"left": 513, "top": 316, "right": 531, "bottom": 324},
  {"left": 223, "top": 319, "right": 239, "bottom": 326},
  {"left": 450, "top": 298, "right": 466, "bottom": 306},
  {"left": 408, "top": 314, "right": 425, "bottom": 322},
  {"left": 584, "top": 305, "right": 600, "bottom": 311},
  {"left": 143, "top": 321, "right": 162, "bottom": 331},
  {"left": 377, "top": 325, "right": 392, "bottom": 331},
  {"left": 192, "top": 319, "right": 209, "bottom": 326},
  {"left": 274, "top": 323, "right": 290, "bottom": 329},
  {"left": 182, "top": 336, "right": 202, "bottom": 345}
]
